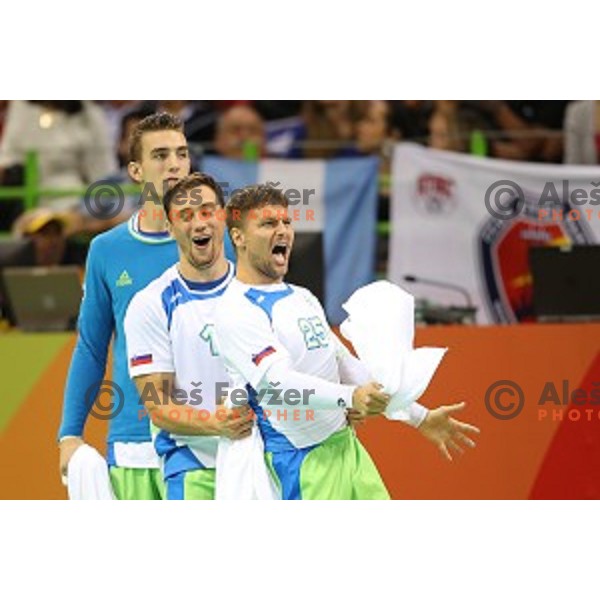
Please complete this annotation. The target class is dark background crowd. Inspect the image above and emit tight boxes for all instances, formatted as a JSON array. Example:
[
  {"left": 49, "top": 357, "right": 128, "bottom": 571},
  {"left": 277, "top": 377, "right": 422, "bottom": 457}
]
[
  {"left": 0, "top": 99, "right": 593, "bottom": 270},
  {"left": 1, "top": 100, "right": 587, "bottom": 172}
]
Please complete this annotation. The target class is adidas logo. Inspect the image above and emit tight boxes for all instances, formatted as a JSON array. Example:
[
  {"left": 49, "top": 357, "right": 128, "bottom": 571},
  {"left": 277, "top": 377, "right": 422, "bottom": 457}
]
[{"left": 116, "top": 270, "right": 133, "bottom": 287}]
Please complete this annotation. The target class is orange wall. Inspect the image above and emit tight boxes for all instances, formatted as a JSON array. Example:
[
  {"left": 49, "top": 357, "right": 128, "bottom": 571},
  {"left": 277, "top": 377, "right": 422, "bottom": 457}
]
[
  {"left": 0, "top": 338, "right": 108, "bottom": 500},
  {"left": 357, "top": 323, "right": 600, "bottom": 499},
  {"left": 1, "top": 323, "right": 599, "bottom": 499}
]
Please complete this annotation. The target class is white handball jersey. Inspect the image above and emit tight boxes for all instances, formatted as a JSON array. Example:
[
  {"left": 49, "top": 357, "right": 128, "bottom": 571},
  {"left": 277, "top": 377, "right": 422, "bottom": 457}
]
[
  {"left": 124, "top": 262, "right": 235, "bottom": 472},
  {"left": 214, "top": 278, "right": 348, "bottom": 450}
]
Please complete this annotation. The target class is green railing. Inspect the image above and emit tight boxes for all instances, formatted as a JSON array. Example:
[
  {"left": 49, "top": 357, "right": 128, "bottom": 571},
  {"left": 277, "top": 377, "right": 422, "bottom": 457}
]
[
  {"left": 0, "top": 151, "right": 39, "bottom": 211},
  {"left": 0, "top": 151, "right": 141, "bottom": 214},
  {"left": 0, "top": 140, "right": 270, "bottom": 216},
  {"left": 0, "top": 131, "right": 489, "bottom": 211}
]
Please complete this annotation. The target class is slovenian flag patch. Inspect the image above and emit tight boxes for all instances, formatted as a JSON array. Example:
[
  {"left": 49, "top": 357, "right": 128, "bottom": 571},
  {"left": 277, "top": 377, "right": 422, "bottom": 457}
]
[
  {"left": 252, "top": 346, "right": 276, "bottom": 366},
  {"left": 131, "top": 353, "right": 153, "bottom": 367}
]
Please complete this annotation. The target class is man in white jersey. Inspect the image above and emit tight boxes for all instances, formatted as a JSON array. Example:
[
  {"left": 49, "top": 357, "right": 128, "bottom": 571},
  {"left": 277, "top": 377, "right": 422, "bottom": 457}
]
[
  {"left": 124, "top": 173, "right": 252, "bottom": 499},
  {"left": 214, "top": 184, "right": 479, "bottom": 500}
]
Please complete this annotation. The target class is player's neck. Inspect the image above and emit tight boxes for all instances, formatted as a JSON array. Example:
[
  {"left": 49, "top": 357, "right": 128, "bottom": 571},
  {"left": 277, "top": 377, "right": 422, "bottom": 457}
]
[
  {"left": 178, "top": 255, "right": 229, "bottom": 284},
  {"left": 235, "top": 263, "right": 283, "bottom": 286},
  {"left": 137, "top": 199, "right": 168, "bottom": 233}
]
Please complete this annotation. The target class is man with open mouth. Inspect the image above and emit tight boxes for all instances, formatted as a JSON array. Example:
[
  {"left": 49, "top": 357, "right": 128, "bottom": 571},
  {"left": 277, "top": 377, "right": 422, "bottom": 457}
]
[
  {"left": 214, "top": 183, "right": 479, "bottom": 500},
  {"left": 124, "top": 173, "right": 252, "bottom": 500},
  {"left": 213, "top": 183, "right": 395, "bottom": 499}
]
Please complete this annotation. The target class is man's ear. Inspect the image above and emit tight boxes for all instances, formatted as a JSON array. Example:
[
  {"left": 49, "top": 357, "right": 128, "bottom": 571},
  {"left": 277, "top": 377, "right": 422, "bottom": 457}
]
[
  {"left": 128, "top": 161, "right": 142, "bottom": 184},
  {"left": 230, "top": 226, "right": 244, "bottom": 249}
]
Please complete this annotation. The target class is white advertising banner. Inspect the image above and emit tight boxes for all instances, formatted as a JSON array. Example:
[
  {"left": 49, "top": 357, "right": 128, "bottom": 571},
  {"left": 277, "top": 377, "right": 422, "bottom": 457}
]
[{"left": 389, "top": 143, "right": 600, "bottom": 323}]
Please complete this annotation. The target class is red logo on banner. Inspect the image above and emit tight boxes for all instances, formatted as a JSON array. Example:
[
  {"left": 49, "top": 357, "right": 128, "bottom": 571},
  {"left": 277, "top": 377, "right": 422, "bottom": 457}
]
[{"left": 414, "top": 173, "right": 456, "bottom": 214}]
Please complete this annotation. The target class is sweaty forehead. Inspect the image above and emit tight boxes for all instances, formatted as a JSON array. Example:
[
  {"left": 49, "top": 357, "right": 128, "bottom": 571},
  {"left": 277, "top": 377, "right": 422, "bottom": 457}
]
[
  {"left": 141, "top": 129, "right": 187, "bottom": 154},
  {"left": 174, "top": 185, "right": 218, "bottom": 210}
]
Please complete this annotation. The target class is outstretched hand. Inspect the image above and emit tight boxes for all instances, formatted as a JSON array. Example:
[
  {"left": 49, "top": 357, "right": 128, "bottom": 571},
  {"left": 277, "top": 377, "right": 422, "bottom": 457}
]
[{"left": 418, "top": 402, "right": 480, "bottom": 461}]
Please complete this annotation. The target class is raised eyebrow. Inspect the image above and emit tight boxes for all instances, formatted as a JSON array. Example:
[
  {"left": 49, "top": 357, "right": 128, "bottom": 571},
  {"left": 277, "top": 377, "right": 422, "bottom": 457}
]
[{"left": 150, "top": 145, "right": 189, "bottom": 155}]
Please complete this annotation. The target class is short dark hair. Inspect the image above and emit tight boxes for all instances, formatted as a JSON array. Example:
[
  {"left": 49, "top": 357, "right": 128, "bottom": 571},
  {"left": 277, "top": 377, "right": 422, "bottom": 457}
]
[
  {"left": 128, "top": 112, "right": 184, "bottom": 162},
  {"left": 163, "top": 172, "right": 225, "bottom": 220},
  {"left": 226, "top": 184, "right": 288, "bottom": 231}
]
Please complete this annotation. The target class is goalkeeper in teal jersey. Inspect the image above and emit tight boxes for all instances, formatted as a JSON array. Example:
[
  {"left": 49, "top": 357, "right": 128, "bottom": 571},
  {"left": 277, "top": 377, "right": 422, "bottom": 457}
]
[{"left": 58, "top": 112, "right": 193, "bottom": 499}]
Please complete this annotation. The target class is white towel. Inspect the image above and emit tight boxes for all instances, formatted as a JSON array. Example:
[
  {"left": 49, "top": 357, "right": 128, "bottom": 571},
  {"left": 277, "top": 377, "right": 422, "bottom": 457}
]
[
  {"left": 340, "top": 280, "right": 447, "bottom": 420},
  {"left": 63, "top": 444, "right": 116, "bottom": 500},
  {"left": 215, "top": 399, "right": 280, "bottom": 500}
]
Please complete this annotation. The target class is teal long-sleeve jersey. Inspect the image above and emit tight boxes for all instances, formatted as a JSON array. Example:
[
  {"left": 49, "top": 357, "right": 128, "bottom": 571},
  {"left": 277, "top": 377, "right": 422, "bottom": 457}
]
[{"left": 58, "top": 213, "right": 179, "bottom": 449}]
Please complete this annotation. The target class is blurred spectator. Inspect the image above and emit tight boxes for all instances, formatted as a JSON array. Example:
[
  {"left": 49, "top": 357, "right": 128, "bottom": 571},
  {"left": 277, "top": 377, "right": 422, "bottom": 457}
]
[
  {"left": 302, "top": 101, "right": 366, "bottom": 159},
  {"left": 355, "top": 100, "right": 400, "bottom": 155},
  {"left": 12, "top": 207, "right": 87, "bottom": 267},
  {"left": 427, "top": 102, "right": 469, "bottom": 152},
  {"left": 267, "top": 100, "right": 366, "bottom": 158},
  {"left": 0, "top": 101, "right": 116, "bottom": 210},
  {"left": 497, "top": 101, "right": 569, "bottom": 162},
  {"left": 563, "top": 100, "right": 599, "bottom": 164},
  {"left": 214, "top": 105, "right": 266, "bottom": 159},
  {"left": 462, "top": 101, "right": 570, "bottom": 162}
]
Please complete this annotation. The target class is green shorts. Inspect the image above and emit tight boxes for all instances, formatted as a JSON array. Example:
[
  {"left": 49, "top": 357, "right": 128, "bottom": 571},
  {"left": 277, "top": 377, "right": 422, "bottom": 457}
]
[
  {"left": 265, "top": 427, "right": 390, "bottom": 500},
  {"left": 164, "top": 469, "right": 216, "bottom": 500},
  {"left": 109, "top": 467, "right": 165, "bottom": 500}
]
